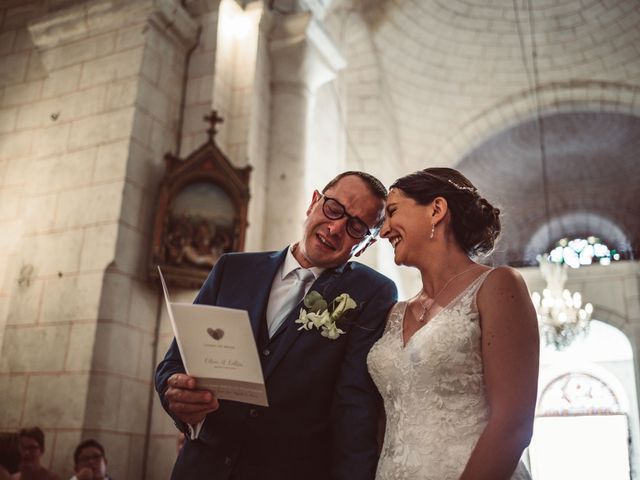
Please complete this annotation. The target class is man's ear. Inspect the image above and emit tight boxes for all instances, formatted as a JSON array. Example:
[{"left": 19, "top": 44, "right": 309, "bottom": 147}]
[
  {"left": 353, "top": 237, "right": 377, "bottom": 257},
  {"left": 306, "top": 190, "right": 321, "bottom": 216}
]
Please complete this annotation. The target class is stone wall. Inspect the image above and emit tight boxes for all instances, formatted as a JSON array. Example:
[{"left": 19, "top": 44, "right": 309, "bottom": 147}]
[
  {"left": 178, "top": 3, "right": 219, "bottom": 157},
  {"left": 0, "top": 0, "right": 197, "bottom": 478}
]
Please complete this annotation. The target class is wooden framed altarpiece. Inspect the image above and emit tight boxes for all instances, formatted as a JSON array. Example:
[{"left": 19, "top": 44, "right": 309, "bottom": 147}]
[{"left": 150, "top": 112, "right": 251, "bottom": 289}]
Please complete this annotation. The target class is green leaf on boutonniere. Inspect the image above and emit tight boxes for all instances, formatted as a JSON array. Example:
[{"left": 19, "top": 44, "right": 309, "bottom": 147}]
[{"left": 303, "top": 290, "right": 328, "bottom": 313}]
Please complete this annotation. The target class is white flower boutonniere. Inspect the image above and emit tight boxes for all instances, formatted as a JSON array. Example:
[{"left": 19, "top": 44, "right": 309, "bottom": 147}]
[{"left": 295, "top": 291, "right": 357, "bottom": 340}]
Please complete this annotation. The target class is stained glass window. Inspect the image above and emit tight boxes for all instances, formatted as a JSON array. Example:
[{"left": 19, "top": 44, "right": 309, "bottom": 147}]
[
  {"left": 537, "top": 372, "right": 621, "bottom": 416},
  {"left": 547, "top": 236, "right": 620, "bottom": 269}
]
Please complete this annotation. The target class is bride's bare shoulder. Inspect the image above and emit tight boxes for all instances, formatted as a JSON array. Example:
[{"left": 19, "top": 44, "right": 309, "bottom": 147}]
[
  {"left": 481, "top": 265, "right": 527, "bottom": 291},
  {"left": 477, "top": 266, "right": 535, "bottom": 316}
]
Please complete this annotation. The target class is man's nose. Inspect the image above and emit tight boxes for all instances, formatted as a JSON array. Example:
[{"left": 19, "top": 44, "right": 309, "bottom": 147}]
[{"left": 326, "top": 216, "right": 348, "bottom": 236}]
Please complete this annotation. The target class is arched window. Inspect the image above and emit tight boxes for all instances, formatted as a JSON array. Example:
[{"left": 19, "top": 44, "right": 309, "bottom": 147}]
[
  {"left": 547, "top": 236, "right": 620, "bottom": 269},
  {"left": 530, "top": 369, "right": 631, "bottom": 479},
  {"left": 522, "top": 212, "right": 630, "bottom": 266},
  {"left": 537, "top": 372, "right": 621, "bottom": 416}
]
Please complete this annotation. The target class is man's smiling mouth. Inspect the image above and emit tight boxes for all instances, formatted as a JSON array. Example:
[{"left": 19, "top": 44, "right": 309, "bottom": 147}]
[{"left": 317, "top": 233, "right": 337, "bottom": 250}]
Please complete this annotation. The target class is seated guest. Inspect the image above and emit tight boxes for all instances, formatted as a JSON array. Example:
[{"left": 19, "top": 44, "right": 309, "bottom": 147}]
[
  {"left": 69, "top": 440, "right": 110, "bottom": 480},
  {"left": 11, "top": 427, "right": 60, "bottom": 480}
]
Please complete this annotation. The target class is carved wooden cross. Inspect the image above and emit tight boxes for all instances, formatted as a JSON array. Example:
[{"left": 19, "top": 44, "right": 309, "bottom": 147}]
[{"left": 204, "top": 110, "right": 224, "bottom": 140}]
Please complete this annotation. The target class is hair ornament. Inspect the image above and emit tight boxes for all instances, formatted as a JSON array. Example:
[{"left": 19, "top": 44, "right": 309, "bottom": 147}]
[{"left": 447, "top": 179, "right": 477, "bottom": 193}]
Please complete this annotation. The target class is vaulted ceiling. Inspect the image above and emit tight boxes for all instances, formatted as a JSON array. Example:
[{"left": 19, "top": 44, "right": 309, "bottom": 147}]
[
  {"left": 335, "top": 0, "right": 640, "bottom": 264},
  {"left": 458, "top": 111, "right": 640, "bottom": 265},
  {"left": 351, "top": 0, "right": 640, "bottom": 162}
]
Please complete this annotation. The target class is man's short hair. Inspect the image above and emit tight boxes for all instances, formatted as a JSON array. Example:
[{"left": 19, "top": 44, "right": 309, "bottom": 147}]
[
  {"left": 322, "top": 171, "right": 388, "bottom": 201},
  {"left": 18, "top": 427, "right": 44, "bottom": 451},
  {"left": 73, "top": 439, "right": 105, "bottom": 465}
]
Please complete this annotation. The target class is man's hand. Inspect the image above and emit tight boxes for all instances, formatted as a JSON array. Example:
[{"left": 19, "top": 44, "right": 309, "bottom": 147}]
[
  {"left": 75, "top": 467, "right": 94, "bottom": 480},
  {"left": 164, "top": 373, "right": 220, "bottom": 425}
]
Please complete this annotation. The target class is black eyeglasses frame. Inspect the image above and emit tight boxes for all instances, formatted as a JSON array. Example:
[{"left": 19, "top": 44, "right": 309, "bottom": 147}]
[{"left": 317, "top": 192, "right": 379, "bottom": 240}]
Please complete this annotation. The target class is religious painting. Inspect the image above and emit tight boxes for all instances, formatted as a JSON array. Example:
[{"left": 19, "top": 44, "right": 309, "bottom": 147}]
[
  {"left": 150, "top": 111, "right": 251, "bottom": 289},
  {"left": 165, "top": 182, "right": 235, "bottom": 269}
]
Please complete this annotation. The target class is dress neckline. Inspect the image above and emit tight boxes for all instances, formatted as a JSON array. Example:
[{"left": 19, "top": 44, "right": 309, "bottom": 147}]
[{"left": 400, "top": 269, "right": 493, "bottom": 349}]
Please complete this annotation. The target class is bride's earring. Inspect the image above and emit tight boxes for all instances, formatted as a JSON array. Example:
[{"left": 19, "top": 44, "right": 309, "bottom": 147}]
[{"left": 429, "top": 222, "right": 435, "bottom": 239}]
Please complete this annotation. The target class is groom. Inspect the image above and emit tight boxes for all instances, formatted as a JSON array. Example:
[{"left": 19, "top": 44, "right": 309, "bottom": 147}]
[{"left": 155, "top": 171, "right": 397, "bottom": 480}]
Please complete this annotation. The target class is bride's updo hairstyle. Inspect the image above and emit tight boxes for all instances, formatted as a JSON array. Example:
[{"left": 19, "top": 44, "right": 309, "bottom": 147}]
[{"left": 390, "top": 168, "right": 501, "bottom": 257}]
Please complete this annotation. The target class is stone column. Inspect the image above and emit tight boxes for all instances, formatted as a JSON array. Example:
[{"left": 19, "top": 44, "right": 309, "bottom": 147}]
[{"left": 263, "top": 11, "right": 346, "bottom": 249}]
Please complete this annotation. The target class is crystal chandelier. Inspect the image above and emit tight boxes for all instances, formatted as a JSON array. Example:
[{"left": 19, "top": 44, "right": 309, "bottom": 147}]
[{"left": 531, "top": 255, "right": 593, "bottom": 350}]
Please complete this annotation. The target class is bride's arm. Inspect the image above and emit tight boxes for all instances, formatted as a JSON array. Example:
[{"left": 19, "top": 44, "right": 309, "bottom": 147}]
[{"left": 459, "top": 266, "right": 539, "bottom": 480}]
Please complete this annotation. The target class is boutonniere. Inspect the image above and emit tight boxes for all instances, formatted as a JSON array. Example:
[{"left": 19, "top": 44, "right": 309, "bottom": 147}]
[{"left": 295, "top": 291, "right": 357, "bottom": 340}]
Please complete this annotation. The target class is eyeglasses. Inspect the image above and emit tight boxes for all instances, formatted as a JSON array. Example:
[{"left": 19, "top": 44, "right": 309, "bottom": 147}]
[
  {"left": 77, "top": 453, "right": 103, "bottom": 464},
  {"left": 317, "top": 192, "right": 377, "bottom": 239},
  {"left": 21, "top": 445, "right": 41, "bottom": 452}
]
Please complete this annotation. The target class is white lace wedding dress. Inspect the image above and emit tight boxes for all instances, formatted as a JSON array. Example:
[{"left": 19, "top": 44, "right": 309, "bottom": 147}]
[{"left": 367, "top": 271, "right": 531, "bottom": 480}]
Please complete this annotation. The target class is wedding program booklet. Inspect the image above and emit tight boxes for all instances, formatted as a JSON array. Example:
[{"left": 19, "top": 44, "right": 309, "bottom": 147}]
[{"left": 158, "top": 267, "right": 268, "bottom": 407}]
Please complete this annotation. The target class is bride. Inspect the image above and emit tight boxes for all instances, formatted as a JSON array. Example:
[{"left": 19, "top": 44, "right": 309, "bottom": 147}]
[{"left": 368, "top": 168, "right": 539, "bottom": 480}]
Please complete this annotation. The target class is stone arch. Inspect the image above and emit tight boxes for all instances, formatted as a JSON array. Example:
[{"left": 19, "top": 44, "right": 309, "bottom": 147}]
[
  {"left": 440, "top": 80, "right": 640, "bottom": 166},
  {"left": 452, "top": 104, "right": 640, "bottom": 265}
]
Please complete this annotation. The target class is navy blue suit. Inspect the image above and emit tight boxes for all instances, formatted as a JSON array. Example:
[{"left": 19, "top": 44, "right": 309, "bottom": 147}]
[{"left": 156, "top": 248, "right": 396, "bottom": 480}]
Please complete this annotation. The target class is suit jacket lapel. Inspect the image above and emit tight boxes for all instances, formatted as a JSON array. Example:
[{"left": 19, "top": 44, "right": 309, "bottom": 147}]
[
  {"left": 263, "top": 264, "right": 350, "bottom": 379},
  {"left": 247, "top": 249, "right": 287, "bottom": 339}
]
